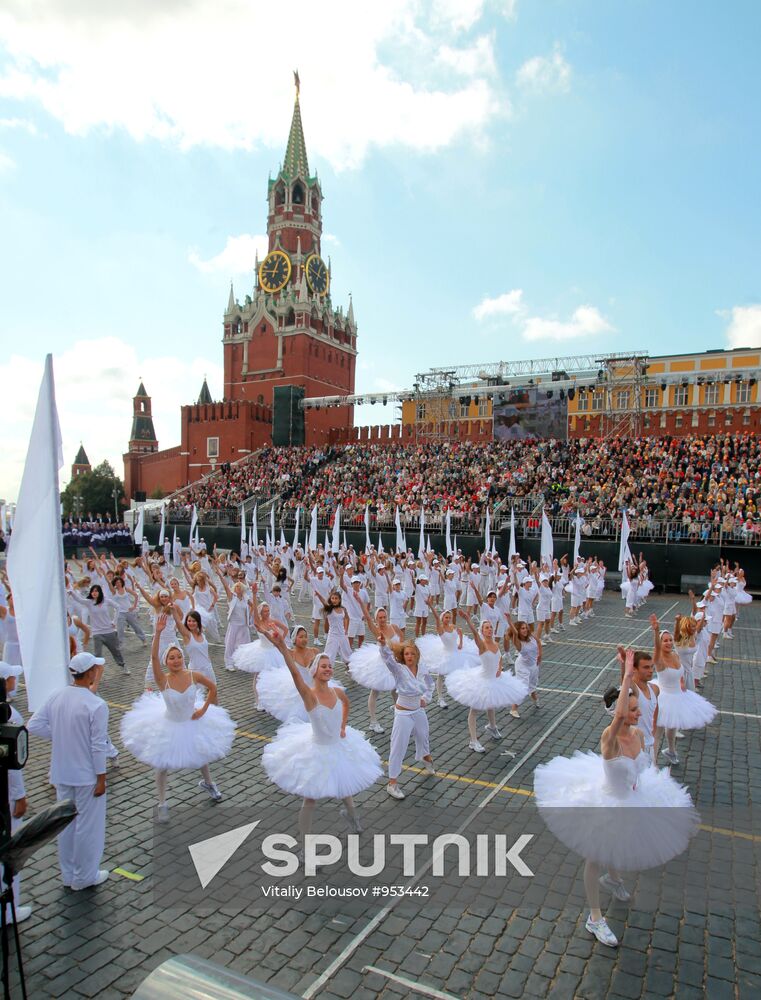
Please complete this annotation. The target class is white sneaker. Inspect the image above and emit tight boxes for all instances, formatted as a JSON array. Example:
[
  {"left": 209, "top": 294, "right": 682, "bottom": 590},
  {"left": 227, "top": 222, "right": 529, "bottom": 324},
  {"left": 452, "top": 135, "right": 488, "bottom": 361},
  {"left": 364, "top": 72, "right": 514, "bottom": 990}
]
[
  {"left": 544, "top": 635, "right": 553, "bottom": 643},
  {"left": 339, "top": 805, "right": 363, "bottom": 833},
  {"left": 585, "top": 914, "right": 618, "bottom": 947},
  {"left": 421, "top": 759, "right": 436, "bottom": 774},
  {"left": 314, "top": 637, "right": 324, "bottom": 646},
  {"left": 599, "top": 873, "right": 631, "bottom": 901},
  {"left": 510, "top": 708, "right": 520, "bottom": 719},
  {"left": 469, "top": 740, "right": 486, "bottom": 753},
  {"left": 122, "top": 666, "right": 131, "bottom": 675},
  {"left": 725, "top": 632, "right": 734, "bottom": 640},
  {"left": 156, "top": 803, "right": 170, "bottom": 823},
  {"left": 706, "top": 655, "right": 717, "bottom": 664},
  {"left": 485, "top": 724, "right": 503, "bottom": 739},
  {"left": 72, "top": 870, "right": 109, "bottom": 891},
  {"left": 199, "top": 780, "right": 223, "bottom": 801},
  {"left": 676, "top": 730, "right": 686, "bottom": 739},
  {"left": 369, "top": 722, "right": 385, "bottom": 734},
  {"left": 4, "top": 905, "right": 33, "bottom": 924},
  {"left": 662, "top": 749, "right": 680, "bottom": 766},
  {"left": 387, "top": 783, "right": 405, "bottom": 800},
  {"left": 559, "top": 624, "right": 566, "bottom": 631},
  {"left": 438, "top": 698, "right": 448, "bottom": 709}
]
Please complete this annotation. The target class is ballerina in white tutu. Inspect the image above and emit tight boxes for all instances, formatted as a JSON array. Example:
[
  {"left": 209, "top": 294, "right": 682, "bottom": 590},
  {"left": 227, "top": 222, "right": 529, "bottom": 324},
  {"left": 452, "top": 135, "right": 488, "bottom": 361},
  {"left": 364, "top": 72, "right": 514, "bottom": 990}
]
[
  {"left": 169, "top": 605, "right": 218, "bottom": 698},
  {"left": 534, "top": 651, "right": 700, "bottom": 948},
  {"left": 121, "top": 614, "right": 236, "bottom": 823},
  {"left": 650, "top": 614, "right": 717, "bottom": 767},
  {"left": 446, "top": 611, "right": 528, "bottom": 753},
  {"left": 735, "top": 567, "right": 753, "bottom": 606},
  {"left": 418, "top": 600, "right": 478, "bottom": 710},
  {"left": 257, "top": 625, "right": 344, "bottom": 722},
  {"left": 348, "top": 603, "right": 403, "bottom": 735},
  {"left": 232, "top": 582, "right": 289, "bottom": 709},
  {"left": 261, "top": 630, "right": 382, "bottom": 840},
  {"left": 507, "top": 620, "right": 541, "bottom": 717}
]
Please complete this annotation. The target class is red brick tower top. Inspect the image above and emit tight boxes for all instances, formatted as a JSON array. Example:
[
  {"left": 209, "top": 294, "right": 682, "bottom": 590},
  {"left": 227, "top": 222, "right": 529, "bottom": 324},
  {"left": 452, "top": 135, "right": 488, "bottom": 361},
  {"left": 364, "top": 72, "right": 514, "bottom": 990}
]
[{"left": 222, "top": 75, "right": 356, "bottom": 441}]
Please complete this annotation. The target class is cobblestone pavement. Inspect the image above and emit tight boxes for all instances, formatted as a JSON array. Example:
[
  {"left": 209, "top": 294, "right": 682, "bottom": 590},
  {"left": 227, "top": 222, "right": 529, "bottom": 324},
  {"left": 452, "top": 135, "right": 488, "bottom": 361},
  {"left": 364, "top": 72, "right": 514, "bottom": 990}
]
[{"left": 8, "top": 586, "right": 761, "bottom": 999}]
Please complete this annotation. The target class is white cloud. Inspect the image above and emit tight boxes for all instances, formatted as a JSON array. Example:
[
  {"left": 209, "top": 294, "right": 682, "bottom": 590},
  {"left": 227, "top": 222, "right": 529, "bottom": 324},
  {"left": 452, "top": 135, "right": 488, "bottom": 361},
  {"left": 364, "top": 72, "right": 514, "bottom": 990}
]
[
  {"left": 724, "top": 304, "right": 761, "bottom": 349},
  {"left": 0, "top": 116, "right": 37, "bottom": 133},
  {"left": 517, "top": 45, "right": 571, "bottom": 95},
  {"left": 189, "top": 234, "right": 268, "bottom": 276},
  {"left": 473, "top": 289, "right": 524, "bottom": 321},
  {"left": 437, "top": 34, "right": 497, "bottom": 78},
  {"left": 323, "top": 233, "right": 341, "bottom": 248},
  {"left": 522, "top": 305, "right": 613, "bottom": 342},
  {"left": 473, "top": 289, "right": 614, "bottom": 343},
  {"left": 0, "top": 338, "right": 222, "bottom": 501},
  {"left": 0, "top": 0, "right": 504, "bottom": 170},
  {"left": 0, "top": 150, "right": 15, "bottom": 172}
]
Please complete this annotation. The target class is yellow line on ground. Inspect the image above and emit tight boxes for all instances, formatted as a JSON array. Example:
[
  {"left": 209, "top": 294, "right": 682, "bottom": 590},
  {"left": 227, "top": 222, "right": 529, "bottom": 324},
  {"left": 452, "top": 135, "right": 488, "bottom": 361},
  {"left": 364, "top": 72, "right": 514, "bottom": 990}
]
[{"left": 698, "top": 824, "right": 761, "bottom": 844}]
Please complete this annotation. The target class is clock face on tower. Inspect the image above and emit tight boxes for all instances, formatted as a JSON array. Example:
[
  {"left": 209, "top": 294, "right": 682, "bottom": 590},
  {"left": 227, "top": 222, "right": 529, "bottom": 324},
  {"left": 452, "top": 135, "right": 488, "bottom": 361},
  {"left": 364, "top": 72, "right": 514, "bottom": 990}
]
[
  {"left": 259, "top": 250, "right": 292, "bottom": 293},
  {"left": 305, "top": 253, "right": 329, "bottom": 296}
]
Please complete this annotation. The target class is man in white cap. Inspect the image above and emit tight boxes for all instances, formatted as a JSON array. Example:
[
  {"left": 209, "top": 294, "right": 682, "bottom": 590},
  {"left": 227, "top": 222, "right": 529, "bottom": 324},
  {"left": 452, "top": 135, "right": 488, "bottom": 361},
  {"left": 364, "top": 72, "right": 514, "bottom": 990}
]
[
  {"left": 306, "top": 562, "right": 332, "bottom": 646},
  {"left": 0, "top": 661, "right": 31, "bottom": 923},
  {"left": 27, "top": 652, "right": 109, "bottom": 891}
]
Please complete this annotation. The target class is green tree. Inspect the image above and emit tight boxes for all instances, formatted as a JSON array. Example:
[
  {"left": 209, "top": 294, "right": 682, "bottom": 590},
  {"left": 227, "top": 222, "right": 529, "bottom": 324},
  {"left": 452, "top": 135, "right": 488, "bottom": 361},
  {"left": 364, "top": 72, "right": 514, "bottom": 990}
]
[{"left": 63, "top": 461, "right": 125, "bottom": 520}]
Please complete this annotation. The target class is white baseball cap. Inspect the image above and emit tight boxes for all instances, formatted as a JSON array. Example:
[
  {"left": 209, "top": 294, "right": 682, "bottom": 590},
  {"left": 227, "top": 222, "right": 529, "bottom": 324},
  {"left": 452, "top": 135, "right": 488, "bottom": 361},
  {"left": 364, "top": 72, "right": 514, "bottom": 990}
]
[{"left": 69, "top": 652, "right": 105, "bottom": 675}]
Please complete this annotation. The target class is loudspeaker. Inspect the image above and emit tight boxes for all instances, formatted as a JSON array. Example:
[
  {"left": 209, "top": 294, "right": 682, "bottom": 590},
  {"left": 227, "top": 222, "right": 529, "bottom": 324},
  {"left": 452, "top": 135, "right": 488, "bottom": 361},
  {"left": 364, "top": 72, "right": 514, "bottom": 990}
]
[
  {"left": 273, "top": 385, "right": 305, "bottom": 446},
  {"left": 134, "top": 491, "right": 147, "bottom": 502}
]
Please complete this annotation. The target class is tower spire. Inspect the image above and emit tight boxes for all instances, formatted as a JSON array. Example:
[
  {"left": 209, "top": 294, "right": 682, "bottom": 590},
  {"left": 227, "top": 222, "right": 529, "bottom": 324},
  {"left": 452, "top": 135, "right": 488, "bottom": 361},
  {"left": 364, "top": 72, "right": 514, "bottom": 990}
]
[{"left": 282, "top": 73, "right": 309, "bottom": 180}]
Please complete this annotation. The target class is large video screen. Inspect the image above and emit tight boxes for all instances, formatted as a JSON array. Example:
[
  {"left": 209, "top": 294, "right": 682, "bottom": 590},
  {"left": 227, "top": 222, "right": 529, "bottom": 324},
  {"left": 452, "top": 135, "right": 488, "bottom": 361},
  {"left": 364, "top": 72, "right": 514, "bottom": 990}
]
[{"left": 493, "top": 387, "right": 568, "bottom": 441}]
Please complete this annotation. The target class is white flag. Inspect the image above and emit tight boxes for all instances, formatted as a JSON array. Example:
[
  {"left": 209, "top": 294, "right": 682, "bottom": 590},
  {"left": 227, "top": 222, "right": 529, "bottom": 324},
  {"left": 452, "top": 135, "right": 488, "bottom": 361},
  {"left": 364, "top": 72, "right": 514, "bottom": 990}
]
[
  {"left": 270, "top": 506, "right": 276, "bottom": 549},
  {"left": 618, "top": 511, "right": 632, "bottom": 571},
  {"left": 364, "top": 505, "right": 371, "bottom": 553},
  {"left": 240, "top": 504, "right": 246, "bottom": 552},
  {"left": 293, "top": 506, "right": 300, "bottom": 549},
  {"left": 7, "top": 355, "right": 69, "bottom": 711},
  {"left": 280, "top": 527, "right": 287, "bottom": 548},
  {"left": 158, "top": 503, "right": 166, "bottom": 547},
  {"left": 325, "top": 530, "right": 330, "bottom": 551},
  {"left": 331, "top": 504, "right": 341, "bottom": 554},
  {"left": 395, "top": 506, "right": 404, "bottom": 554},
  {"left": 378, "top": 532, "right": 384, "bottom": 554},
  {"left": 189, "top": 504, "right": 198, "bottom": 546},
  {"left": 445, "top": 509, "right": 452, "bottom": 557},
  {"left": 173, "top": 525, "right": 181, "bottom": 564},
  {"left": 133, "top": 506, "right": 144, "bottom": 545},
  {"left": 453, "top": 533, "right": 457, "bottom": 556},
  {"left": 309, "top": 505, "right": 318, "bottom": 551},
  {"left": 426, "top": 534, "right": 432, "bottom": 553},
  {"left": 508, "top": 507, "right": 517, "bottom": 561},
  {"left": 485, "top": 508, "right": 491, "bottom": 554},
  {"left": 0, "top": 503, "right": 7, "bottom": 534},
  {"left": 252, "top": 504, "right": 259, "bottom": 549},
  {"left": 418, "top": 506, "right": 426, "bottom": 558},
  {"left": 573, "top": 511, "right": 583, "bottom": 563},
  {"left": 540, "top": 511, "right": 554, "bottom": 567},
  {"left": 343, "top": 530, "right": 348, "bottom": 551}
]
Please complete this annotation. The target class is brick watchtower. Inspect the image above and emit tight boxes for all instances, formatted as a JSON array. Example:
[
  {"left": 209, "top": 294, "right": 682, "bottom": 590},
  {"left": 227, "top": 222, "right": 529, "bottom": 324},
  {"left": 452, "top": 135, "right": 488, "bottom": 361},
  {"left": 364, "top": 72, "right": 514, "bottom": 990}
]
[{"left": 222, "top": 74, "right": 356, "bottom": 445}]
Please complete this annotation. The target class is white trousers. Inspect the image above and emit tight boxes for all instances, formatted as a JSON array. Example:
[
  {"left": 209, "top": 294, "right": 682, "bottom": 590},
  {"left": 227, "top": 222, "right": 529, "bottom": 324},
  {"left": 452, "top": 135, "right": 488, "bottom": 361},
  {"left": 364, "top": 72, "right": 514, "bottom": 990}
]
[
  {"left": 515, "top": 658, "right": 539, "bottom": 695},
  {"left": 56, "top": 783, "right": 107, "bottom": 889},
  {"left": 224, "top": 622, "right": 251, "bottom": 668},
  {"left": 324, "top": 633, "right": 352, "bottom": 665},
  {"left": 388, "top": 707, "right": 430, "bottom": 779}
]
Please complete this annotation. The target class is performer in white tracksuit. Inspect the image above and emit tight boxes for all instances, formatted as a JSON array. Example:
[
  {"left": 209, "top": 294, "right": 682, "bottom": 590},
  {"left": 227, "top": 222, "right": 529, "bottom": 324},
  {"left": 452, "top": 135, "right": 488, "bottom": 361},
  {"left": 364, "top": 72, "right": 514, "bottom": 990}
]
[
  {"left": 27, "top": 652, "right": 110, "bottom": 891},
  {"left": 378, "top": 633, "right": 436, "bottom": 800},
  {"left": 1, "top": 661, "right": 31, "bottom": 923}
]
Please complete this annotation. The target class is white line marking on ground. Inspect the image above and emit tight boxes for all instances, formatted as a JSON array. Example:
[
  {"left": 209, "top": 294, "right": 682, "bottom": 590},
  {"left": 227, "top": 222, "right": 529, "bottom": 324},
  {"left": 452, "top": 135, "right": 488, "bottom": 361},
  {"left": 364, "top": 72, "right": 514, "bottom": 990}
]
[{"left": 362, "top": 966, "right": 463, "bottom": 1000}]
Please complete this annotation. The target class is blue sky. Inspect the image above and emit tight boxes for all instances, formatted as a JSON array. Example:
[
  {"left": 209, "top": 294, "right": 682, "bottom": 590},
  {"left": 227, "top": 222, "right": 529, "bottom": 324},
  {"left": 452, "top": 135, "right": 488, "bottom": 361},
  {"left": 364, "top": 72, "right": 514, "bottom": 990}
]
[{"left": 1, "top": 0, "right": 760, "bottom": 499}]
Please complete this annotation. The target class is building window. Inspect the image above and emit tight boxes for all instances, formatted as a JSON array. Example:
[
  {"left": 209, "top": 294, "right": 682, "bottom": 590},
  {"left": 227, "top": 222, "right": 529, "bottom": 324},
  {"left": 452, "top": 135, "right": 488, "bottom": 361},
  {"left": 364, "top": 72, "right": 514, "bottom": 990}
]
[
  {"left": 675, "top": 414, "right": 683, "bottom": 428},
  {"left": 673, "top": 385, "right": 689, "bottom": 406},
  {"left": 577, "top": 392, "right": 588, "bottom": 412},
  {"left": 584, "top": 418, "right": 591, "bottom": 432},
  {"left": 460, "top": 402, "right": 470, "bottom": 419},
  {"left": 660, "top": 412, "right": 667, "bottom": 428},
  {"left": 738, "top": 381, "right": 752, "bottom": 404},
  {"left": 708, "top": 412, "right": 716, "bottom": 427},
  {"left": 725, "top": 411, "right": 733, "bottom": 425},
  {"left": 645, "top": 387, "right": 659, "bottom": 408},
  {"left": 743, "top": 409, "right": 751, "bottom": 425},
  {"left": 704, "top": 383, "right": 719, "bottom": 405},
  {"left": 644, "top": 413, "right": 651, "bottom": 428},
  {"left": 478, "top": 398, "right": 489, "bottom": 417},
  {"left": 416, "top": 403, "right": 426, "bottom": 420},
  {"left": 207, "top": 437, "right": 219, "bottom": 459},
  {"left": 591, "top": 391, "right": 604, "bottom": 411},
  {"left": 616, "top": 390, "right": 630, "bottom": 410},
  {"left": 691, "top": 410, "right": 699, "bottom": 427}
]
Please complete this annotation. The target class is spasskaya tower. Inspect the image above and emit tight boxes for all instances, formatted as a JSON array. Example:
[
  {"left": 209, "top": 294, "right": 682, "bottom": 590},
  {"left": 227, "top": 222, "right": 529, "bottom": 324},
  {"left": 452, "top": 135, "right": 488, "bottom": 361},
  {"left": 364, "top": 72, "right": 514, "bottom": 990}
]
[{"left": 222, "top": 74, "right": 356, "bottom": 444}]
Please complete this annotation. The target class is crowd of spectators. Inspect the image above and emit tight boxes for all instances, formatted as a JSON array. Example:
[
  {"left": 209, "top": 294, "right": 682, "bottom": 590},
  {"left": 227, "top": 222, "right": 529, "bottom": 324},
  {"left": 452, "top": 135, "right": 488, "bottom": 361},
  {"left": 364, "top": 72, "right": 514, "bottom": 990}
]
[
  {"left": 162, "top": 434, "right": 761, "bottom": 536},
  {"left": 61, "top": 520, "right": 133, "bottom": 548},
  {"left": 166, "top": 446, "right": 333, "bottom": 516}
]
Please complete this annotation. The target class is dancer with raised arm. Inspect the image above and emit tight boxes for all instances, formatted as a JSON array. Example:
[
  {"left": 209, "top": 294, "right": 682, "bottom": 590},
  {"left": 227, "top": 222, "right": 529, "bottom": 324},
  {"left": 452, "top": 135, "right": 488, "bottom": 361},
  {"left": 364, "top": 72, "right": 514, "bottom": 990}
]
[
  {"left": 507, "top": 620, "right": 541, "bottom": 718},
  {"left": 262, "top": 630, "right": 382, "bottom": 841},
  {"left": 349, "top": 602, "right": 402, "bottom": 734},
  {"left": 418, "top": 599, "right": 478, "bottom": 710}
]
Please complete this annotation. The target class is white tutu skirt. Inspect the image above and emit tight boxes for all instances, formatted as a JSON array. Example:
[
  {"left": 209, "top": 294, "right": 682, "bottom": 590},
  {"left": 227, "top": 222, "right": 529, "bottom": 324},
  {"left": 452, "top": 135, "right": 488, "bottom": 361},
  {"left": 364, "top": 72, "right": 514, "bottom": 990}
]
[
  {"left": 446, "top": 666, "right": 528, "bottom": 710},
  {"left": 120, "top": 693, "right": 236, "bottom": 770},
  {"left": 656, "top": 689, "right": 717, "bottom": 730},
  {"left": 735, "top": 590, "right": 752, "bottom": 606},
  {"left": 347, "top": 644, "right": 396, "bottom": 691},
  {"left": 640, "top": 580, "right": 654, "bottom": 596},
  {"left": 416, "top": 634, "right": 478, "bottom": 676},
  {"left": 534, "top": 751, "right": 699, "bottom": 870},
  {"left": 257, "top": 670, "right": 345, "bottom": 723},
  {"left": 232, "top": 639, "right": 285, "bottom": 674},
  {"left": 262, "top": 721, "right": 382, "bottom": 799}
]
